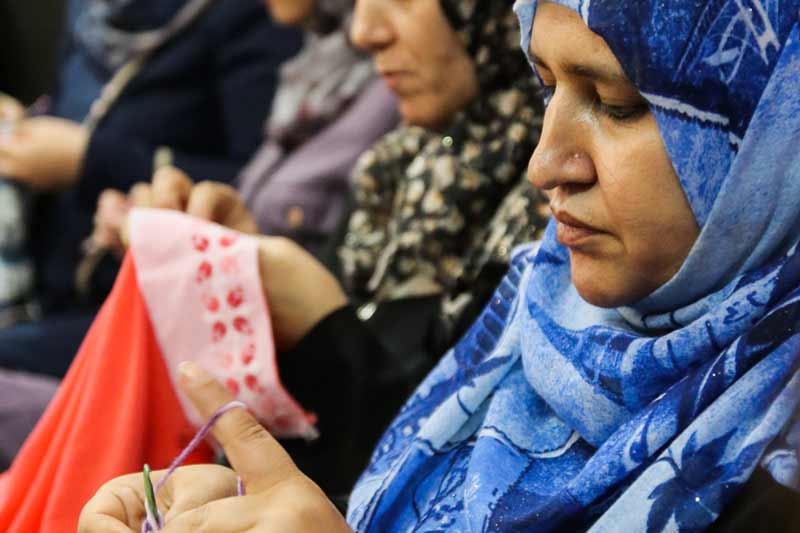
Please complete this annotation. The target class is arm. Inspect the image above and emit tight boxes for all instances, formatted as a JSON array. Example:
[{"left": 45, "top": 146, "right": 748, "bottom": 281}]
[{"left": 278, "top": 296, "right": 443, "bottom": 501}]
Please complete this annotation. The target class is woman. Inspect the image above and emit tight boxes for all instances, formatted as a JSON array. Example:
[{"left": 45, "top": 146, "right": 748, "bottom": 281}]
[
  {"left": 80, "top": 0, "right": 800, "bottom": 531},
  {"left": 0, "top": 0, "right": 300, "bottom": 377}
]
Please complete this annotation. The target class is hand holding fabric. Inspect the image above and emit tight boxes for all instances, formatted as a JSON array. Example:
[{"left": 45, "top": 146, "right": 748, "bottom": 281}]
[
  {"left": 78, "top": 363, "right": 351, "bottom": 533},
  {"left": 131, "top": 166, "right": 259, "bottom": 234},
  {"left": 0, "top": 116, "right": 88, "bottom": 189},
  {"left": 90, "top": 166, "right": 260, "bottom": 258},
  {"left": 131, "top": 165, "right": 348, "bottom": 351}
]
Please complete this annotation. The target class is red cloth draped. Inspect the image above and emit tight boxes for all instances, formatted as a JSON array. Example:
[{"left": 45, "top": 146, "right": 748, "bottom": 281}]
[{"left": 0, "top": 256, "right": 212, "bottom": 532}]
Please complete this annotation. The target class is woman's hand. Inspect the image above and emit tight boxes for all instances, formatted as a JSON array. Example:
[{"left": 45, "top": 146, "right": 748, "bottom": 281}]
[
  {"left": 88, "top": 165, "right": 259, "bottom": 256},
  {"left": 131, "top": 166, "right": 259, "bottom": 234},
  {"left": 0, "top": 93, "right": 24, "bottom": 122},
  {"left": 79, "top": 464, "right": 240, "bottom": 533},
  {"left": 0, "top": 116, "right": 88, "bottom": 189},
  {"left": 91, "top": 189, "right": 132, "bottom": 258},
  {"left": 257, "top": 237, "right": 348, "bottom": 351},
  {"left": 78, "top": 362, "right": 352, "bottom": 533},
  {"left": 133, "top": 166, "right": 348, "bottom": 350}
]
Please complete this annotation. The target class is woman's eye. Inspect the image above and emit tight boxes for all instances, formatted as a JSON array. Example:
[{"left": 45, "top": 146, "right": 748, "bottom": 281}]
[{"left": 596, "top": 100, "right": 649, "bottom": 122}]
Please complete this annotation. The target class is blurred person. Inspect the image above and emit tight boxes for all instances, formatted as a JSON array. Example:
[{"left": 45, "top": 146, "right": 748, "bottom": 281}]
[
  {"left": 0, "top": 0, "right": 300, "bottom": 377},
  {"left": 93, "top": 0, "right": 400, "bottom": 260}
]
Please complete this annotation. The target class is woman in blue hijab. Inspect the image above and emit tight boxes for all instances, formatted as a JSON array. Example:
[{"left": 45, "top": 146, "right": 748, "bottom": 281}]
[{"left": 79, "top": 0, "right": 800, "bottom": 531}]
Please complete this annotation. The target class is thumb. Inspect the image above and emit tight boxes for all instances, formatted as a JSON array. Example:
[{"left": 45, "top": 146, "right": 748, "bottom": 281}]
[
  {"left": 151, "top": 165, "right": 193, "bottom": 211},
  {"left": 177, "top": 362, "right": 301, "bottom": 494}
]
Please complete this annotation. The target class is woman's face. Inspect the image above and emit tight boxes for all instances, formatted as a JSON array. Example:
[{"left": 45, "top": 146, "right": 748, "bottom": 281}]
[
  {"left": 351, "top": 0, "right": 479, "bottom": 130},
  {"left": 265, "top": 0, "right": 315, "bottom": 25},
  {"left": 527, "top": 2, "right": 700, "bottom": 308}
]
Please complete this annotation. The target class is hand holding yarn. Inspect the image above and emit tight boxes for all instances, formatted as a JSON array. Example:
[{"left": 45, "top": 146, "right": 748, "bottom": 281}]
[
  {"left": 78, "top": 464, "right": 240, "bottom": 533},
  {"left": 161, "top": 362, "right": 351, "bottom": 532},
  {"left": 79, "top": 363, "right": 350, "bottom": 532}
]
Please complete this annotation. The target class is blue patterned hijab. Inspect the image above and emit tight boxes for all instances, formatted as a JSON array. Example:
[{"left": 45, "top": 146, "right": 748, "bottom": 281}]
[{"left": 347, "top": 1, "right": 800, "bottom": 531}]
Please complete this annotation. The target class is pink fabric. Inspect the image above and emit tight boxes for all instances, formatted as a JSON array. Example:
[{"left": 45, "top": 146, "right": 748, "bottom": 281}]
[{"left": 130, "top": 208, "right": 317, "bottom": 439}]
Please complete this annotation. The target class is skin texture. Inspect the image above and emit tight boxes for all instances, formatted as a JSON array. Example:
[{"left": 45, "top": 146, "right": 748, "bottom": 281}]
[
  {"left": 264, "top": 0, "right": 316, "bottom": 25},
  {"left": 350, "top": 0, "right": 479, "bottom": 131},
  {"left": 527, "top": 2, "right": 700, "bottom": 308},
  {"left": 78, "top": 363, "right": 352, "bottom": 532},
  {"left": 0, "top": 115, "right": 88, "bottom": 190},
  {"left": 0, "top": 93, "right": 25, "bottom": 122}
]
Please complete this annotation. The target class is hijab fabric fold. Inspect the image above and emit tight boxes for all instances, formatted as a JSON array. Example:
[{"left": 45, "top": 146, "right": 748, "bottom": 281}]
[{"left": 348, "top": 1, "right": 800, "bottom": 531}]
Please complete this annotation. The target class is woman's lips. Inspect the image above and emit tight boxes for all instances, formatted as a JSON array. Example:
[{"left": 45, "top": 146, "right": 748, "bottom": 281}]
[
  {"left": 380, "top": 71, "right": 408, "bottom": 91},
  {"left": 552, "top": 209, "right": 603, "bottom": 247}
]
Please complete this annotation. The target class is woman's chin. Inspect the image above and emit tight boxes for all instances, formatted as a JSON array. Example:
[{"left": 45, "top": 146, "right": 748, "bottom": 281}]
[{"left": 570, "top": 256, "right": 655, "bottom": 309}]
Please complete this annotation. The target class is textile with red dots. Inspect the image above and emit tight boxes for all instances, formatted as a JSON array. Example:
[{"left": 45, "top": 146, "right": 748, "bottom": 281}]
[{"left": 130, "top": 208, "right": 318, "bottom": 440}]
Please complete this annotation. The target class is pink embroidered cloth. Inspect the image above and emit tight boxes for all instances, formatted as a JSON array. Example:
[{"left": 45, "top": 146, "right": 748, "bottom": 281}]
[
  {"left": 129, "top": 208, "right": 317, "bottom": 438},
  {"left": 0, "top": 209, "right": 315, "bottom": 532}
]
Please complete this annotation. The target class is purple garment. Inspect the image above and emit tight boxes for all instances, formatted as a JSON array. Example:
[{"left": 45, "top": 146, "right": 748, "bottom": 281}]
[
  {"left": 237, "top": 79, "right": 399, "bottom": 257},
  {"left": 0, "top": 369, "right": 59, "bottom": 470}
]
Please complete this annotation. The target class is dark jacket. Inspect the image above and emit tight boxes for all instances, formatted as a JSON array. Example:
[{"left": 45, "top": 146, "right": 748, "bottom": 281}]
[{"left": 33, "top": 0, "right": 301, "bottom": 310}]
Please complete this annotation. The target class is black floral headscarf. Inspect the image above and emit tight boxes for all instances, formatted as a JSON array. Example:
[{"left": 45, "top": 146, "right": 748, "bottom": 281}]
[{"left": 338, "top": 0, "right": 547, "bottom": 309}]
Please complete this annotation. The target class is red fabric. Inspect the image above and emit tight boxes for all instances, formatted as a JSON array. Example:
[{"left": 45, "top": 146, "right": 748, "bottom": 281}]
[{"left": 0, "top": 256, "right": 213, "bottom": 532}]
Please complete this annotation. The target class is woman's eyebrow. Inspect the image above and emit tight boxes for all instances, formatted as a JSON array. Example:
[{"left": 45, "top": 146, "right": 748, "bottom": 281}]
[{"left": 529, "top": 50, "right": 630, "bottom": 85}]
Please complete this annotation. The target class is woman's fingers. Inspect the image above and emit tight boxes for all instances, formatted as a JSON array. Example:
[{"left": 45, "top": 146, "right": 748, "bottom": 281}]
[
  {"left": 160, "top": 464, "right": 240, "bottom": 522},
  {"left": 186, "top": 181, "right": 259, "bottom": 233},
  {"left": 78, "top": 465, "right": 238, "bottom": 532},
  {"left": 78, "top": 473, "right": 150, "bottom": 532},
  {"left": 151, "top": 166, "right": 193, "bottom": 210},
  {"left": 128, "top": 182, "right": 154, "bottom": 208},
  {"left": 177, "top": 362, "right": 301, "bottom": 494},
  {"left": 160, "top": 494, "right": 262, "bottom": 532},
  {"left": 161, "top": 481, "right": 347, "bottom": 533}
]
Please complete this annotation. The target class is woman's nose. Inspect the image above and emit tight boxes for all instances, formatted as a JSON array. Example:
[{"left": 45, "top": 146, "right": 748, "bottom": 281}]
[
  {"left": 350, "top": 0, "right": 394, "bottom": 52},
  {"left": 527, "top": 95, "right": 596, "bottom": 192}
]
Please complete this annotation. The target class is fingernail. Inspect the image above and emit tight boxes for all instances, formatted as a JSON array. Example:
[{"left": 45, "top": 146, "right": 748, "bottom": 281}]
[{"left": 179, "top": 361, "right": 206, "bottom": 383}]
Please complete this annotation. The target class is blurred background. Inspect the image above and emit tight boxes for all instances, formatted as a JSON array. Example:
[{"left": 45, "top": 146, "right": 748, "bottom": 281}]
[{"left": 0, "top": 0, "right": 65, "bottom": 103}]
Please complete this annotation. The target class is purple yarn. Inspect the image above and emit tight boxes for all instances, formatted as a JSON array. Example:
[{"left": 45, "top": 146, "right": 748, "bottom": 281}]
[{"left": 141, "top": 400, "right": 248, "bottom": 532}]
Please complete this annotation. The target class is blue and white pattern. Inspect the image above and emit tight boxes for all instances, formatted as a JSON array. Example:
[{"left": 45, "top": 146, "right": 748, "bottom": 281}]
[{"left": 347, "top": 1, "right": 800, "bottom": 531}]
